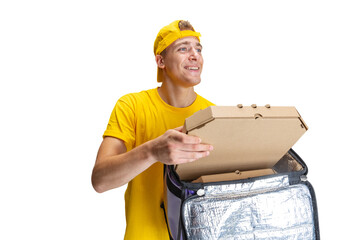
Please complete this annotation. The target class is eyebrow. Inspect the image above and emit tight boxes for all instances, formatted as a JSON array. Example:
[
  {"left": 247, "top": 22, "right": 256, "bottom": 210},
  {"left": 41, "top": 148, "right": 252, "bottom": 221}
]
[{"left": 174, "top": 41, "right": 202, "bottom": 49}]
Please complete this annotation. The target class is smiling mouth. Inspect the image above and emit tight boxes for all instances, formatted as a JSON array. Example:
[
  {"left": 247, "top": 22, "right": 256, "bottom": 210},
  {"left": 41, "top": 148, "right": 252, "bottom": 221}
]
[{"left": 186, "top": 66, "right": 199, "bottom": 70}]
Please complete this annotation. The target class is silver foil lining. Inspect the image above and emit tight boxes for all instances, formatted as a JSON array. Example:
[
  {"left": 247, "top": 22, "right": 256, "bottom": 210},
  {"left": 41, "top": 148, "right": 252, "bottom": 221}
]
[{"left": 183, "top": 176, "right": 315, "bottom": 240}]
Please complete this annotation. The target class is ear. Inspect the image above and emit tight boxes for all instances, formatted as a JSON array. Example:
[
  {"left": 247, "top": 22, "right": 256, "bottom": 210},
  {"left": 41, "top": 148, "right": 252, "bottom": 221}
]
[{"left": 155, "top": 55, "right": 165, "bottom": 69}]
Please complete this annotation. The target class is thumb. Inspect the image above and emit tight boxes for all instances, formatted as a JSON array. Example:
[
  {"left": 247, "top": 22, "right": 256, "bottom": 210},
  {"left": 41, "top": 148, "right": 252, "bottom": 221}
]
[{"left": 174, "top": 126, "right": 186, "bottom": 133}]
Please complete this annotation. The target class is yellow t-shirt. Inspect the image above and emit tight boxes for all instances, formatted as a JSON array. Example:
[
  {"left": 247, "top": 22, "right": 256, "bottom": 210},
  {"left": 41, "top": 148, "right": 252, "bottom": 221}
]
[{"left": 103, "top": 88, "right": 214, "bottom": 240}]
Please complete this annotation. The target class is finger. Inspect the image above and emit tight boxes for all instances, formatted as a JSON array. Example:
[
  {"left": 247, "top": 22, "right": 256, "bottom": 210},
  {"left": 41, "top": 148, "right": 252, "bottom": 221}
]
[
  {"left": 174, "top": 158, "right": 199, "bottom": 164},
  {"left": 173, "top": 154, "right": 208, "bottom": 164},
  {"left": 176, "top": 143, "right": 213, "bottom": 152},
  {"left": 168, "top": 130, "right": 201, "bottom": 144},
  {"left": 173, "top": 126, "right": 184, "bottom": 132},
  {"left": 179, "top": 134, "right": 202, "bottom": 144},
  {"left": 175, "top": 149, "right": 210, "bottom": 160}
]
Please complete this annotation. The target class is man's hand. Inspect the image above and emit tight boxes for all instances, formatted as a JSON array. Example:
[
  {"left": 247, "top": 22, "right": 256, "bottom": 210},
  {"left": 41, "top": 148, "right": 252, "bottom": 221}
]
[
  {"left": 148, "top": 127, "right": 213, "bottom": 165},
  {"left": 92, "top": 126, "right": 213, "bottom": 192}
]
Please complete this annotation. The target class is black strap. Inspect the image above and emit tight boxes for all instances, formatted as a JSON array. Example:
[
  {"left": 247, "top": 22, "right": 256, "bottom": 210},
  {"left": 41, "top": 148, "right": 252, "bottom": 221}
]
[{"left": 160, "top": 202, "right": 174, "bottom": 240}]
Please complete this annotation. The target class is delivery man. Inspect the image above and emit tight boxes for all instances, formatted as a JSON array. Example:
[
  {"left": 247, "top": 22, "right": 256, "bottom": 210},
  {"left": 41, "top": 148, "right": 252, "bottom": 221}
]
[{"left": 91, "top": 20, "right": 214, "bottom": 239}]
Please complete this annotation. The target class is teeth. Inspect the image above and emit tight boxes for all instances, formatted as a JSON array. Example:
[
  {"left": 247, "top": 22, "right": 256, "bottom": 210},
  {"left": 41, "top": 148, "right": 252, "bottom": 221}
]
[{"left": 188, "top": 67, "right": 199, "bottom": 70}]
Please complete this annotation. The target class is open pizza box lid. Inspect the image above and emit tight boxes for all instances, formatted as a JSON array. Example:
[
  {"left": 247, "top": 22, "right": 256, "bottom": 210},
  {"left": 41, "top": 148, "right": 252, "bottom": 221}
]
[{"left": 175, "top": 105, "right": 308, "bottom": 181}]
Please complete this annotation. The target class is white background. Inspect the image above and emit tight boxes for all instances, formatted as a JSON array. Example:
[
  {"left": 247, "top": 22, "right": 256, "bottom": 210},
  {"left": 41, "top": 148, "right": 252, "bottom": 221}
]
[{"left": 1, "top": 0, "right": 359, "bottom": 239}]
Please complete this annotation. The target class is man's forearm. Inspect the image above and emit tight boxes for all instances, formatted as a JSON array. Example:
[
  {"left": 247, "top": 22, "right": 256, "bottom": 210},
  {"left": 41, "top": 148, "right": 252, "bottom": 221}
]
[
  {"left": 91, "top": 129, "right": 212, "bottom": 193},
  {"left": 92, "top": 140, "right": 156, "bottom": 193}
]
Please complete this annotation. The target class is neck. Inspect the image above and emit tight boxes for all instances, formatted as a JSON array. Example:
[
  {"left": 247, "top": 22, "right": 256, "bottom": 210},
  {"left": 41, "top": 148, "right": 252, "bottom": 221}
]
[{"left": 157, "top": 81, "right": 197, "bottom": 108}]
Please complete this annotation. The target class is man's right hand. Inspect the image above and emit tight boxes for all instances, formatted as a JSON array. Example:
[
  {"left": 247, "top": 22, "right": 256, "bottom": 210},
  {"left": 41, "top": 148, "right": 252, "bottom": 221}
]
[
  {"left": 92, "top": 127, "right": 213, "bottom": 193},
  {"left": 148, "top": 127, "right": 213, "bottom": 165}
]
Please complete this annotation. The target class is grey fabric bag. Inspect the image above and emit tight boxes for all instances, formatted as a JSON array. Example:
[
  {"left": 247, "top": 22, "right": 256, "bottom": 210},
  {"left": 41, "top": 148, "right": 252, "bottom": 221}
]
[{"left": 163, "top": 149, "right": 320, "bottom": 240}]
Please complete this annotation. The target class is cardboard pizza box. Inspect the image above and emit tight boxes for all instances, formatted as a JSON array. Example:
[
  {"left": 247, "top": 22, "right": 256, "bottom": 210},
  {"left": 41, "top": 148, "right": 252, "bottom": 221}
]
[{"left": 175, "top": 105, "right": 308, "bottom": 181}]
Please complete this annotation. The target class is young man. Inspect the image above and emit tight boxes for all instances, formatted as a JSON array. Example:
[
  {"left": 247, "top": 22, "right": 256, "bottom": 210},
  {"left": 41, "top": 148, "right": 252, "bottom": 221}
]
[{"left": 92, "top": 20, "right": 214, "bottom": 239}]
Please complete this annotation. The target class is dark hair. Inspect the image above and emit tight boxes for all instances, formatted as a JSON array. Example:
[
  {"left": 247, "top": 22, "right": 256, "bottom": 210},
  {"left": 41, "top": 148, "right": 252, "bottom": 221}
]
[{"left": 178, "top": 20, "right": 195, "bottom": 31}]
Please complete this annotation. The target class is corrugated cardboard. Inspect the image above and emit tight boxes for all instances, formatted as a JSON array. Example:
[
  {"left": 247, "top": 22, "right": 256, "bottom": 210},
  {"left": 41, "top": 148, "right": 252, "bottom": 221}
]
[
  {"left": 175, "top": 105, "right": 308, "bottom": 181},
  {"left": 192, "top": 168, "right": 276, "bottom": 183}
]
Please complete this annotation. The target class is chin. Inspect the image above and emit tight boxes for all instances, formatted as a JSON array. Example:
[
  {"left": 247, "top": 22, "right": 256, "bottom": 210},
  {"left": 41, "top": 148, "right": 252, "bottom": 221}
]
[{"left": 185, "top": 78, "right": 201, "bottom": 87}]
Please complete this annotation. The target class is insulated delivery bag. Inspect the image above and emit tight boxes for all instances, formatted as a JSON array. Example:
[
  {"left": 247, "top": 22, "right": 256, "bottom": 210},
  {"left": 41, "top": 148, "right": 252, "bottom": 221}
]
[{"left": 163, "top": 105, "right": 320, "bottom": 240}]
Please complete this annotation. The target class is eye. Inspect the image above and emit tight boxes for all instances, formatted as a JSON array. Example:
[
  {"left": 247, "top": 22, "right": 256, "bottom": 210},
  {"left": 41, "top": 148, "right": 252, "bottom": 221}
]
[
  {"left": 196, "top": 48, "right": 202, "bottom": 53},
  {"left": 178, "top": 47, "right": 187, "bottom": 52}
]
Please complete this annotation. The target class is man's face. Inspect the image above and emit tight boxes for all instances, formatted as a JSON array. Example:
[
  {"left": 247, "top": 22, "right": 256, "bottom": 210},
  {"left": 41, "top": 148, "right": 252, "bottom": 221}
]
[{"left": 162, "top": 36, "right": 203, "bottom": 87}]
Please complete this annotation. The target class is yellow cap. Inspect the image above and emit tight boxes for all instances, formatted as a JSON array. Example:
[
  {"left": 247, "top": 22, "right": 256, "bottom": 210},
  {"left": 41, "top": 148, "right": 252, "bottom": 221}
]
[
  {"left": 154, "top": 20, "right": 201, "bottom": 82},
  {"left": 154, "top": 20, "right": 201, "bottom": 56}
]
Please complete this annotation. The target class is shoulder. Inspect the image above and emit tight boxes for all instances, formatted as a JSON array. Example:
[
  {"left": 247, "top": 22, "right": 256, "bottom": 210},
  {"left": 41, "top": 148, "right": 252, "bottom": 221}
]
[
  {"left": 117, "top": 88, "right": 157, "bottom": 107},
  {"left": 195, "top": 93, "right": 216, "bottom": 107}
]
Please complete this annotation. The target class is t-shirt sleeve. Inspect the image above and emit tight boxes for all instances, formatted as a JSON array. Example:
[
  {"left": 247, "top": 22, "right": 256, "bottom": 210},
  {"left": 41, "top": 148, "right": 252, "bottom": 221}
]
[{"left": 103, "top": 95, "right": 136, "bottom": 151}]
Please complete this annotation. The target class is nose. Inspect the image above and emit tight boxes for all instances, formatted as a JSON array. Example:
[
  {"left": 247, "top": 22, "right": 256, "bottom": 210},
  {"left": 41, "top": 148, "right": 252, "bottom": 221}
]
[{"left": 189, "top": 47, "right": 199, "bottom": 61}]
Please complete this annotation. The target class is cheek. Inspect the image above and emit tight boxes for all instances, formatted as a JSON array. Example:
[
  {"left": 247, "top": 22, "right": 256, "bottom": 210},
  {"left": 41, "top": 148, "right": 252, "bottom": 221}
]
[{"left": 198, "top": 55, "right": 204, "bottom": 65}]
